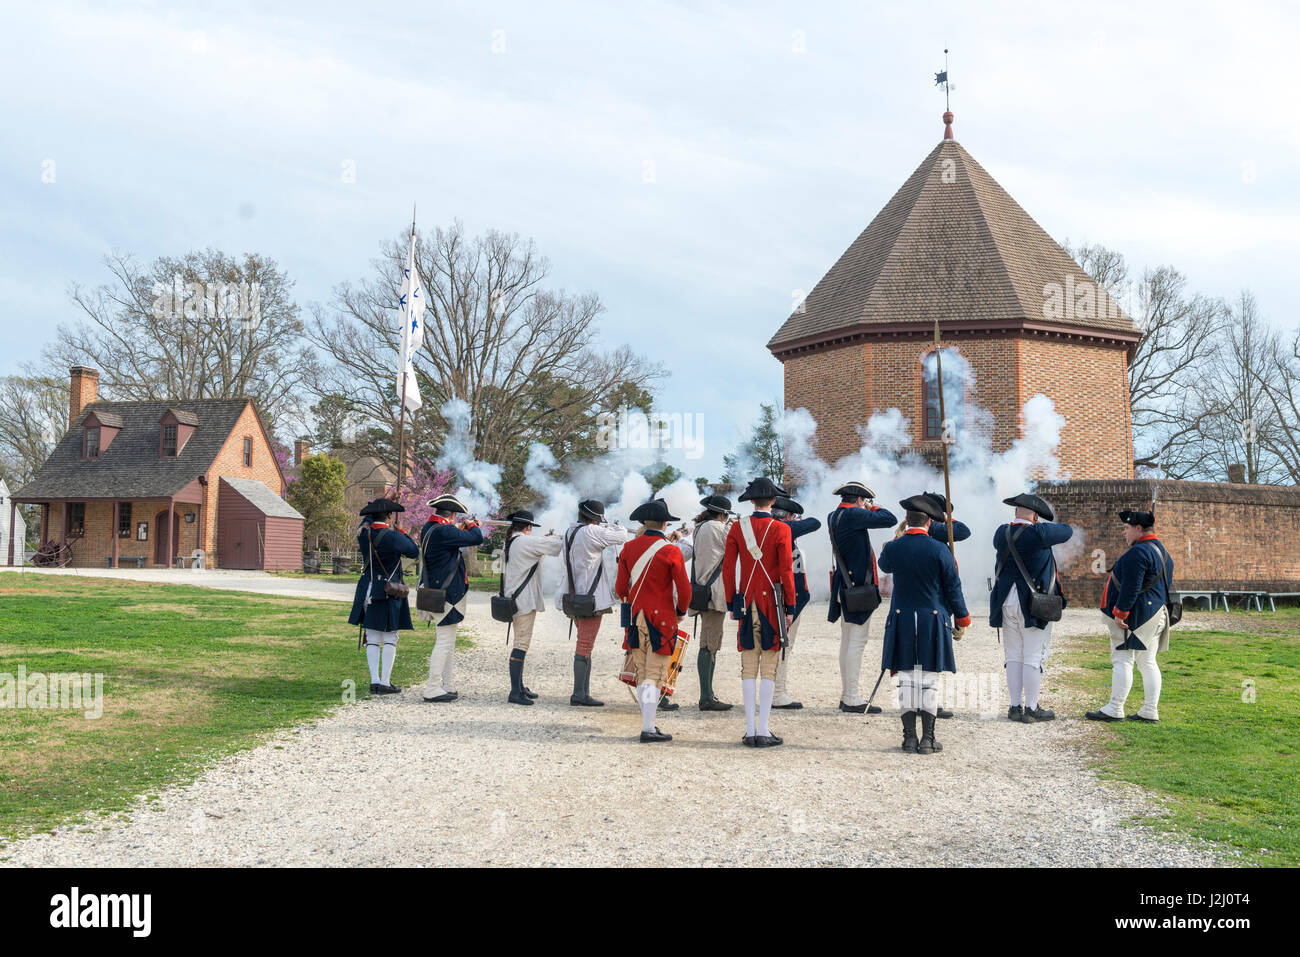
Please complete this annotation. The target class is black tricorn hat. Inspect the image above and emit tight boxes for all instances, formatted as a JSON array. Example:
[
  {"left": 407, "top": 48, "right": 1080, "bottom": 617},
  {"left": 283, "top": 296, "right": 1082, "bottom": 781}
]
[
  {"left": 900, "top": 494, "right": 945, "bottom": 523},
  {"left": 505, "top": 509, "right": 542, "bottom": 527},
  {"left": 738, "top": 476, "right": 786, "bottom": 502},
  {"left": 427, "top": 494, "right": 468, "bottom": 514},
  {"left": 1119, "top": 509, "right": 1155, "bottom": 528},
  {"left": 630, "top": 498, "right": 679, "bottom": 523},
  {"left": 772, "top": 495, "right": 803, "bottom": 515},
  {"left": 699, "top": 494, "right": 732, "bottom": 514},
  {"left": 360, "top": 497, "right": 405, "bottom": 516},
  {"left": 1003, "top": 492, "right": 1054, "bottom": 521},
  {"left": 578, "top": 499, "right": 606, "bottom": 521},
  {"left": 922, "top": 491, "right": 952, "bottom": 515},
  {"left": 834, "top": 481, "right": 876, "bottom": 499}
]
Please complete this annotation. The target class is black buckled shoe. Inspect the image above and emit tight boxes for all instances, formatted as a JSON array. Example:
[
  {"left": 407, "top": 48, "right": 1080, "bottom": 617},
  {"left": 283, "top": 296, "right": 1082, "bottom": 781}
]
[
  {"left": 773, "top": 700, "right": 803, "bottom": 710},
  {"left": 1085, "top": 709, "right": 1123, "bottom": 722},
  {"left": 371, "top": 683, "right": 399, "bottom": 695},
  {"left": 699, "top": 697, "right": 733, "bottom": 711},
  {"left": 522, "top": 687, "right": 539, "bottom": 700},
  {"left": 742, "top": 735, "right": 758, "bottom": 747},
  {"left": 1008, "top": 705, "right": 1024, "bottom": 721},
  {"left": 936, "top": 707, "right": 954, "bottom": 719},
  {"left": 423, "top": 692, "right": 458, "bottom": 703},
  {"left": 1024, "top": 705, "right": 1056, "bottom": 722},
  {"left": 640, "top": 727, "right": 672, "bottom": 743},
  {"left": 658, "top": 697, "right": 680, "bottom": 711},
  {"left": 755, "top": 734, "right": 783, "bottom": 747},
  {"left": 839, "top": 701, "right": 867, "bottom": 714},
  {"left": 1126, "top": 713, "right": 1159, "bottom": 723}
]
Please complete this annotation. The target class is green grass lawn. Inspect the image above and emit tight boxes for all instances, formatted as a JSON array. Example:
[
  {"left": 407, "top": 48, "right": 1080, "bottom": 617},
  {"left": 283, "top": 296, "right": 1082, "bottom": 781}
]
[
  {"left": 1064, "top": 608, "right": 1300, "bottom": 866},
  {"left": 0, "top": 572, "right": 473, "bottom": 847}
]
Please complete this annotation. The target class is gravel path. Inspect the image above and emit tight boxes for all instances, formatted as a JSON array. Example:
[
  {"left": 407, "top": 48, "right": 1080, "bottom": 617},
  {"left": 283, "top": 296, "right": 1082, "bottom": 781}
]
[{"left": 2, "top": 595, "right": 1226, "bottom": 867}]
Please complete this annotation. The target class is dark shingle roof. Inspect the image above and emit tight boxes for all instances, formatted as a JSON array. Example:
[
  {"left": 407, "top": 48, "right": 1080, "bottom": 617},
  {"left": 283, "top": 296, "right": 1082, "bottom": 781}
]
[
  {"left": 15, "top": 398, "right": 251, "bottom": 500},
  {"left": 767, "top": 140, "right": 1139, "bottom": 353},
  {"left": 88, "top": 410, "right": 123, "bottom": 428},
  {"left": 221, "top": 477, "right": 303, "bottom": 519},
  {"left": 168, "top": 408, "right": 200, "bottom": 426}
]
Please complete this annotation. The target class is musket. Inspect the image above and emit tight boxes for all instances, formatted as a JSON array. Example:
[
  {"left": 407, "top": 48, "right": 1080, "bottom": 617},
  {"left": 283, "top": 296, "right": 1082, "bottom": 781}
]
[
  {"left": 934, "top": 320, "right": 963, "bottom": 642},
  {"left": 933, "top": 320, "right": 956, "bottom": 556},
  {"left": 773, "top": 581, "right": 791, "bottom": 660}
]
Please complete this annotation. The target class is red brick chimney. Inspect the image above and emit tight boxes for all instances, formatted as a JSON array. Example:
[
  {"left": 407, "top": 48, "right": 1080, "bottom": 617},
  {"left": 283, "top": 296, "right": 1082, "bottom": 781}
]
[
  {"left": 69, "top": 366, "right": 99, "bottom": 427},
  {"left": 293, "top": 439, "right": 311, "bottom": 466}
]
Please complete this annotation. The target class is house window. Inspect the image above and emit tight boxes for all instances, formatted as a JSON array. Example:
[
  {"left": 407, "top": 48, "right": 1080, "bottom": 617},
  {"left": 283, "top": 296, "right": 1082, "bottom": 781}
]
[
  {"left": 86, "top": 427, "right": 100, "bottom": 458},
  {"left": 68, "top": 503, "right": 86, "bottom": 536},
  {"left": 922, "top": 348, "right": 964, "bottom": 442},
  {"left": 118, "top": 502, "right": 132, "bottom": 538},
  {"left": 243, "top": 437, "right": 253, "bottom": 467},
  {"left": 163, "top": 425, "right": 178, "bottom": 457}
]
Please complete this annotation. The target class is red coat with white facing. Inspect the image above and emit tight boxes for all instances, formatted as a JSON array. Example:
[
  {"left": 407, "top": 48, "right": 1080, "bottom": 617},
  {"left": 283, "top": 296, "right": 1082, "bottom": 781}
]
[
  {"left": 722, "top": 512, "right": 796, "bottom": 651},
  {"left": 615, "top": 530, "right": 691, "bottom": 655}
]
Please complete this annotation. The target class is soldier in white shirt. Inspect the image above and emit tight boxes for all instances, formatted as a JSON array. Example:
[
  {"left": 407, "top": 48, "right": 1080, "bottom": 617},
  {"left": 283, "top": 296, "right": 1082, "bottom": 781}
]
[
  {"left": 686, "top": 495, "right": 734, "bottom": 711},
  {"left": 502, "top": 509, "right": 563, "bottom": 706},
  {"left": 554, "top": 499, "right": 635, "bottom": 706}
]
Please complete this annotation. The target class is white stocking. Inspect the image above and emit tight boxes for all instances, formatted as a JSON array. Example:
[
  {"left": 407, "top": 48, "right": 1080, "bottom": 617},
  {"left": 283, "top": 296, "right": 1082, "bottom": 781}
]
[
  {"left": 1005, "top": 660, "right": 1024, "bottom": 708},
  {"left": 742, "top": 678, "right": 757, "bottom": 737},
  {"left": 381, "top": 643, "right": 397, "bottom": 685},
  {"left": 1022, "top": 664, "right": 1042, "bottom": 711},
  {"left": 364, "top": 640, "right": 381, "bottom": 684},
  {"left": 637, "top": 682, "right": 658, "bottom": 733},
  {"left": 758, "top": 678, "right": 774, "bottom": 737}
]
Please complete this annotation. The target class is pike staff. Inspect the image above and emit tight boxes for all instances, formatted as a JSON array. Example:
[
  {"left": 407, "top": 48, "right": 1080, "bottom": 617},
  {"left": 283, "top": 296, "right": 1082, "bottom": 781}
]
[{"left": 933, "top": 319, "right": 957, "bottom": 557}]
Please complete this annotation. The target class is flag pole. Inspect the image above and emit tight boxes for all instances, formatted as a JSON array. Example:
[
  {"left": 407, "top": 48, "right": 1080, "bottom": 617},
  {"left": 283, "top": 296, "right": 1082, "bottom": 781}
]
[
  {"left": 934, "top": 319, "right": 955, "bottom": 554},
  {"left": 395, "top": 205, "right": 417, "bottom": 507}
]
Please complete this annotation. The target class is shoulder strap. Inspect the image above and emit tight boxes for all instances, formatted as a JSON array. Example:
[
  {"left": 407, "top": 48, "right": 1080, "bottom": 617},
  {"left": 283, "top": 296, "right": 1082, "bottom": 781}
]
[
  {"left": 739, "top": 516, "right": 764, "bottom": 560},
  {"left": 740, "top": 520, "right": 775, "bottom": 595},
  {"left": 499, "top": 533, "right": 511, "bottom": 597},
  {"left": 1003, "top": 525, "right": 1051, "bottom": 595},
  {"left": 369, "top": 528, "right": 398, "bottom": 583},
  {"left": 564, "top": 526, "right": 604, "bottom": 598},
  {"left": 1142, "top": 542, "right": 1171, "bottom": 594},
  {"left": 829, "top": 510, "right": 876, "bottom": 589},
  {"left": 503, "top": 532, "right": 540, "bottom": 601}
]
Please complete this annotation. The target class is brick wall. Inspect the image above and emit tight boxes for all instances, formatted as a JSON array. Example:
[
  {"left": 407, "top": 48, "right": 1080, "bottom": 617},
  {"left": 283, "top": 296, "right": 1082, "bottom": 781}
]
[
  {"left": 1018, "top": 338, "right": 1132, "bottom": 480},
  {"left": 46, "top": 500, "right": 201, "bottom": 568},
  {"left": 1036, "top": 478, "right": 1300, "bottom": 604},
  {"left": 202, "top": 401, "right": 286, "bottom": 569},
  {"left": 781, "top": 332, "right": 1134, "bottom": 481}
]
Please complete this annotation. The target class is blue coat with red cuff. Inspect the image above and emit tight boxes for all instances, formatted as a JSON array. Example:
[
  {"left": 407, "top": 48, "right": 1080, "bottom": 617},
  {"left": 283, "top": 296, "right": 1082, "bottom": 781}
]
[
  {"left": 418, "top": 517, "right": 485, "bottom": 626},
  {"left": 1101, "top": 534, "right": 1174, "bottom": 649},
  {"left": 615, "top": 530, "right": 691, "bottom": 655},
  {"left": 723, "top": 511, "right": 796, "bottom": 652},
  {"left": 826, "top": 503, "right": 897, "bottom": 625},
  {"left": 989, "top": 520, "right": 1073, "bottom": 630},
  {"left": 349, "top": 522, "right": 419, "bottom": 632},
  {"left": 784, "top": 516, "right": 822, "bottom": 620},
  {"left": 877, "top": 527, "right": 971, "bottom": 673}
]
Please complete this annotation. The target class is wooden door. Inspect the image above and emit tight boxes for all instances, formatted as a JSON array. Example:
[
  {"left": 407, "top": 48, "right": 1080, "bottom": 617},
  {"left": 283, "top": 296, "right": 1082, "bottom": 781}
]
[{"left": 153, "top": 510, "right": 180, "bottom": 566}]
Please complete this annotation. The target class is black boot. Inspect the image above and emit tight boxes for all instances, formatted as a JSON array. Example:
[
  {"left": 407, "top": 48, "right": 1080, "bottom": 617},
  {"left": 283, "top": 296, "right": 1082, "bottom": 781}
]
[
  {"left": 697, "top": 649, "right": 733, "bottom": 711},
  {"left": 918, "top": 711, "right": 943, "bottom": 754},
  {"left": 900, "top": 711, "right": 919, "bottom": 753},
  {"left": 570, "top": 654, "right": 604, "bottom": 707},
  {"left": 508, "top": 649, "right": 533, "bottom": 706}
]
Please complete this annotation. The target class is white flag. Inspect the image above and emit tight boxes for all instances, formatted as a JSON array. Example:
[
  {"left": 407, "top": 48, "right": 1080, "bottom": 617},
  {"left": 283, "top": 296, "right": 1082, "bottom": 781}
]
[{"left": 397, "top": 230, "right": 426, "bottom": 412}]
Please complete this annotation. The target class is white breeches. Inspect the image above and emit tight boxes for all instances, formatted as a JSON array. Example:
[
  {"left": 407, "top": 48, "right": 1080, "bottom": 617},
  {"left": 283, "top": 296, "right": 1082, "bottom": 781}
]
[
  {"left": 839, "top": 617, "right": 872, "bottom": 705},
  {"left": 364, "top": 629, "right": 399, "bottom": 647},
  {"left": 898, "top": 667, "right": 940, "bottom": 716},
  {"left": 1102, "top": 614, "right": 1164, "bottom": 719},
  {"left": 773, "top": 614, "right": 801, "bottom": 705},
  {"left": 425, "top": 621, "right": 460, "bottom": 696}
]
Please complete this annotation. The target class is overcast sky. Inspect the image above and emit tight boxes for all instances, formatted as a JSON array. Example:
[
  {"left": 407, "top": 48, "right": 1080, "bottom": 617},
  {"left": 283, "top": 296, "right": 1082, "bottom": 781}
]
[{"left": 2, "top": 0, "right": 1295, "bottom": 478}]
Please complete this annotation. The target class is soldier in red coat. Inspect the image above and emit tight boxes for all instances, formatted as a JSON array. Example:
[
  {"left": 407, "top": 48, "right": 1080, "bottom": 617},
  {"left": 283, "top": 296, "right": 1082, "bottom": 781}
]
[
  {"left": 723, "top": 477, "right": 796, "bottom": 748},
  {"left": 614, "top": 498, "right": 692, "bottom": 743}
]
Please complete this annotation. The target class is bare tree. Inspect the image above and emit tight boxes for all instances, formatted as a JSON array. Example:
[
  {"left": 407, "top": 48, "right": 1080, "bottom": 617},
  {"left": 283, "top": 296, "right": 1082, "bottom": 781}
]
[
  {"left": 49, "top": 249, "right": 318, "bottom": 435},
  {"left": 1256, "top": 328, "right": 1300, "bottom": 483},
  {"left": 308, "top": 221, "right": 663, "bottom": 499},
  {"left": 0, "top": 370, "right": 67, "bottom": 487},
  {"left": 1068, "top": 243, "right": 1226, "bottom": 475},
  {"left": 1183, "top": 291, "right": 1286, "bottom": 484}
]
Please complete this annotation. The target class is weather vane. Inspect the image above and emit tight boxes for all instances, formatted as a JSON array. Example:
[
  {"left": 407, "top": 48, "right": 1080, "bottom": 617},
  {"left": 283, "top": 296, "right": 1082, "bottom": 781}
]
[{"left": 934, "top": 47, "right": 952, "bottom": 111}]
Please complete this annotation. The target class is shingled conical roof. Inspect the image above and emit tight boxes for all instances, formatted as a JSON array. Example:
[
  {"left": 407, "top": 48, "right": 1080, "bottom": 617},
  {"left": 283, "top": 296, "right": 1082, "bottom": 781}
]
[{"left": 768, "top": 135, "right": 1139, "bottom": 355}]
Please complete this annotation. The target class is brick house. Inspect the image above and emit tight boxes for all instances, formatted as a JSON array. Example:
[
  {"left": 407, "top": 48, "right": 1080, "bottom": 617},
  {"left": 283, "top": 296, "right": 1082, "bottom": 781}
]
[
  {"left": 769, "top": 114, "right": 1141, "bottom": 480},
  {"left": 9, "top": 367, "right": 303, "bottom": 570}
]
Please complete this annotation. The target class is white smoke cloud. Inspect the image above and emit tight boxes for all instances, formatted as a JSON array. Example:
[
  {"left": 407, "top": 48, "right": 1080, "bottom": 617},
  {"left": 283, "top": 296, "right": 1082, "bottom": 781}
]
[{"left": 433, "top": 398, "right": 503, "bottom": 518}]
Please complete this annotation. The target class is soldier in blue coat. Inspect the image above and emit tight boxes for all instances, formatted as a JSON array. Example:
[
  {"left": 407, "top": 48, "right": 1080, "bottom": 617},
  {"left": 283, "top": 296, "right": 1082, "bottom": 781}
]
[
  {"left": 826, "top": 481, "right": 896, "bottom": 713},
  {"left": 990, "top": 492, "right": 1073, "bottom": 723},
  {"left": 770, "top": 495, "right": 822, "bottom": 709},
  {"left": 417, "top": 494, "right": 485, "bottom": 703},
  {"left": 912, "top": 491, "right": 969, "bottom": 719},
  {"left": 349, "top": 498, "right": 420, "bottom": 695},
  {"left": 878, "top": 494, "right": 972, "bottom": 755},
  {"left": 1087, "top": 509, "right": 1174, "bottom": 724}
]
